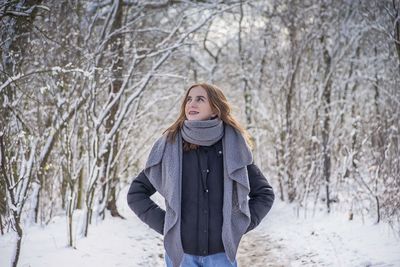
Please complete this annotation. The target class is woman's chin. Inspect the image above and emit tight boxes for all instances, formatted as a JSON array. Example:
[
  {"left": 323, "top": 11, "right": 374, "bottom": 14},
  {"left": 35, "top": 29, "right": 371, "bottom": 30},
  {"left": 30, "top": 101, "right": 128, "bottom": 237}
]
[{"left": 186, "top": 115, "right": 201, "bottom": 121}]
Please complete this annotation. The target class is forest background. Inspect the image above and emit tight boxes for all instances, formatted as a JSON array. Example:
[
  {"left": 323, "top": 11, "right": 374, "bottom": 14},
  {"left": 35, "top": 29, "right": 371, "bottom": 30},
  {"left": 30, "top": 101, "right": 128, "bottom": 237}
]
[{"left": 1, "top": 1, "right": 399, "bottom": 266}]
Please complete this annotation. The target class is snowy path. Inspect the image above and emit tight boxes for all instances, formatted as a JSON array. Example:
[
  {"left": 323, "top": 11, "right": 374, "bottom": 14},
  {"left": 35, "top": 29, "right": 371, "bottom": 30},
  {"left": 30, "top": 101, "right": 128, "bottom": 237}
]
[
  {"left": 237, "top": 230, "right": 288, "bottom": 267},
  {"left": 1, "top": 188, "right": 400, "bottom": 267}
]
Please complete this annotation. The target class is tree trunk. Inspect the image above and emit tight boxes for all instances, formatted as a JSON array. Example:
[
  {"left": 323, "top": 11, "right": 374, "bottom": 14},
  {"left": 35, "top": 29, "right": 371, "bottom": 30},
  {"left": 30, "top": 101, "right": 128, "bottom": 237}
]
[
  {"left": 0, "top": 215, "right": 3, "bottom": 235},
  {"left": 275, "top": 147, "right": 285, "bottom": 201},
  {"left": 76, "top": 166, "right": 84, "bottom": 210},
  {"left": 238, "top": 0, "right": 253, "bottom": 129},
  {"left": 12, "top": 215, "right": 23, "bottom": 267},
  {"left": 84, "top": 187, "right": 96, "bottom": 237},
  {"left": 321, "top": 35, "right": 332, "bottom": 213},
  {"left": 100, "top": 0, "right": 125, "bottom": 219}
]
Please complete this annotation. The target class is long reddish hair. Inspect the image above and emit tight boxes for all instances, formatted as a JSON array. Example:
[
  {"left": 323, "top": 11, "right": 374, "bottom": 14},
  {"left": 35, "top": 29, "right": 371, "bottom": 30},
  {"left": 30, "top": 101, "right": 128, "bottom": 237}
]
[{"left": 163, "top": 83, "right": 253, "bottom": 151}]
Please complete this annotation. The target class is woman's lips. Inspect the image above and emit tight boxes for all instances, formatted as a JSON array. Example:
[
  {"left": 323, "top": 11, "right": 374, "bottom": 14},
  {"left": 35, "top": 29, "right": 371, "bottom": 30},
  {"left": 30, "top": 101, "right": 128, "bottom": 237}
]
[{"left": 189, "top": 111, "right": 199, "bottom": 115}]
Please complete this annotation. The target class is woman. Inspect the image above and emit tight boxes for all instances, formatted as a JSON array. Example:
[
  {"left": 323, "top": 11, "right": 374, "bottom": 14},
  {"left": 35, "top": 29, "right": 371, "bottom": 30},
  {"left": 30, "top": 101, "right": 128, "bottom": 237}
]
[{"left": 127, "top": 83, "right": 275, "bottom": 267}]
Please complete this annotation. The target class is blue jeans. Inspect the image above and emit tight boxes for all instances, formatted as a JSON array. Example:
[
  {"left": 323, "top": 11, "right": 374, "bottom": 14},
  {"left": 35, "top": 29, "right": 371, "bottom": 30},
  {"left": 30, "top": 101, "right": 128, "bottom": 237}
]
[{"left": 165, "top": 251, "right": 238, "bottom": 267}]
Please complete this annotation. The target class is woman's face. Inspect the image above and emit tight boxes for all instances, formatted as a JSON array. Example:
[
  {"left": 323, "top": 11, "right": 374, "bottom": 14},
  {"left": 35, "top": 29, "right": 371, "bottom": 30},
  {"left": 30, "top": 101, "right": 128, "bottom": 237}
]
[{"left": 185, "top": 86, "right": 216, "bottom": 121}]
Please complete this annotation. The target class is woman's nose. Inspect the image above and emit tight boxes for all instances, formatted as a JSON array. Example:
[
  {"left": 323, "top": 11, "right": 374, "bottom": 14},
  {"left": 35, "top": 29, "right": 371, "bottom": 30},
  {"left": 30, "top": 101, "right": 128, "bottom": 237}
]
[{"left": 189, "top": 101, "right": 198, "bottom": 108}]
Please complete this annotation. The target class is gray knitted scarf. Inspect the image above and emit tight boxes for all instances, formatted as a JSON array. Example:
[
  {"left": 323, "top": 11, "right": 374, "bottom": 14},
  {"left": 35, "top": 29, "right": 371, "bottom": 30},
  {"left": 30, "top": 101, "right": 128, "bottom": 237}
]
[{"left": 144, "top": 118, "right": 253, "bottom": 267}]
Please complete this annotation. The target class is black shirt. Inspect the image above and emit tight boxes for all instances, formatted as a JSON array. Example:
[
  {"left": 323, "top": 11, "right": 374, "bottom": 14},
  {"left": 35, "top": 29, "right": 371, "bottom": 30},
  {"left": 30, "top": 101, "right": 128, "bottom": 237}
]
[{"left": 181, "top": 139, "right": 224, "bottom": 256}]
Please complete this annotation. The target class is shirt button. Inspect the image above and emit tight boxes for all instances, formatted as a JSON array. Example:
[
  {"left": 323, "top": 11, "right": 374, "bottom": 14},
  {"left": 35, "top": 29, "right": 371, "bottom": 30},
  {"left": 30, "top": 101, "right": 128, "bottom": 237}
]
[
  {"left": 204, "top": 229, "right": 207, "bottom": 233},
  {"left": 218, "top": 150, "right": 222, "bottom": 154},
  {"left": 204, "top": 209, "right": 207, "bottom": 214},
  {"left": 206, "top": 169, "right": 209, "bottom": 173}
]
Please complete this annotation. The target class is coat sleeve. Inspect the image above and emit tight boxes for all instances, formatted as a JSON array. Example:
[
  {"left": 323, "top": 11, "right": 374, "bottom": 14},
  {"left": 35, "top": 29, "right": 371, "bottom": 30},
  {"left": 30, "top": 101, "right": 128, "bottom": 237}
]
[
  {"left": 245, "top": 163, "right": 275, "bottom": 233},
  {"left": 126, "top": 170, "right": 165, "bottom": 235}
]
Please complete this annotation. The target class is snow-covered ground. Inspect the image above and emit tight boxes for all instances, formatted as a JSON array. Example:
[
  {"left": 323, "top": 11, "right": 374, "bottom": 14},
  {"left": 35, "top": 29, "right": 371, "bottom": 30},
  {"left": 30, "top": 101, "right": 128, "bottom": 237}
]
[
  {"left": 243, "top": 201, "right": 400, "bottom": 267},
  {"left": 1, "top": 187, "right": 399, "bottom": 267}
]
